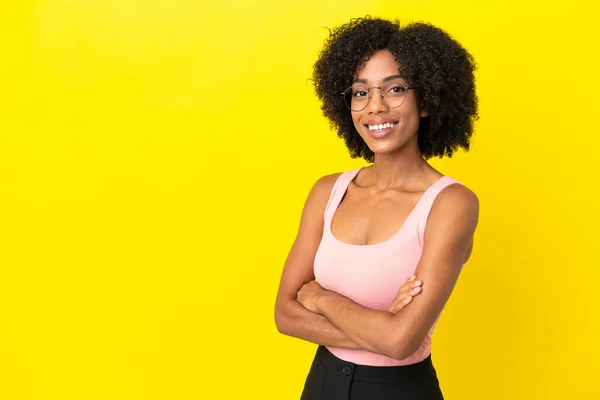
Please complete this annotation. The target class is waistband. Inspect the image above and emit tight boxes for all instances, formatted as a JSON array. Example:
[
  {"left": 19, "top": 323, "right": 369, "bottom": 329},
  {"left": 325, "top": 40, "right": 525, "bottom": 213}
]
[{"left": 314, "top": 346, "right": 436, "bottom": 384}]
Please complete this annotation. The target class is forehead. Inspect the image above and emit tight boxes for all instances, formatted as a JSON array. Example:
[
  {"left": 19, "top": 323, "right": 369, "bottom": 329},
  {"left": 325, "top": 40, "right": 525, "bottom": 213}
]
[{"left": 355, "top": 49, "right": 402, "bottom": 82}]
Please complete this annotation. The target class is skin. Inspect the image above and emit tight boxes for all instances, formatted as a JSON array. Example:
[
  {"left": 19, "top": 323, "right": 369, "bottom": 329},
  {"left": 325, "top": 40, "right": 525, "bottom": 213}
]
[{"left": 274, "top": 49, "right": 479, "bottom": 359}]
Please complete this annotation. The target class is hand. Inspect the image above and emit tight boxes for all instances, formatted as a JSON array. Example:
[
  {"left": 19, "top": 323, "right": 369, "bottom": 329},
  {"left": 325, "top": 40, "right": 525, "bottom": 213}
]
[
  {"left": 297, "top": 281, "right": 326, "bottom": 314},
  {"left": 386, "top": 275, "right": 423, "bottom": 314}
]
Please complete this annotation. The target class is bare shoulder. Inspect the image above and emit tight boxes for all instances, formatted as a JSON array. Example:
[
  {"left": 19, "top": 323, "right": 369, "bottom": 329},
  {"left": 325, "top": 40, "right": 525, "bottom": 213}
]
[
  {"left": 313, "top": 172, "right": 342, "bottom": 193},
  {"left": 306, "top": 172, "right": 343, "bottom": 204},
  {"left": 430, "top": 182, "right": 479, "bottom": 231},
  {"left": 437, "top": 183, "right": 479, "bottom": 210},
  {"left": 298, "top": 172, "right": 344, "bottom": 224}
]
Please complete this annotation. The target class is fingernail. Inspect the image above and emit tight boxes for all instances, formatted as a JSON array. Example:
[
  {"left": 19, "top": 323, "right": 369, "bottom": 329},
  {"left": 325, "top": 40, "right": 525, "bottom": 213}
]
[
  {"left": 415, "top": 280, "right": 422, "bottom": 285},
  {"left": 405, "top": 296, "right": 412, "bottom": 302},
  {"left": 410, "top": 275, "right": 416, "bottom": 281}
]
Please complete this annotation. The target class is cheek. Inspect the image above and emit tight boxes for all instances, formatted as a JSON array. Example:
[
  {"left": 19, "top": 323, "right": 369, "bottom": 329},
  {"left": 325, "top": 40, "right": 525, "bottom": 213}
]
[
  {"left": 398, "top": 103, "right": 422, "bottom": 130},
  {"left": 351, "top": 113, "right": 365, "bottom": 133},
  {"left": 392, "top": 109, "right": 417, "bottom": 130}
]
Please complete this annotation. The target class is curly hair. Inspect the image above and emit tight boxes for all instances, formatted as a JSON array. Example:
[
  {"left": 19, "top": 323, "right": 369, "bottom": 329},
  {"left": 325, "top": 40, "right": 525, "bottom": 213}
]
[{"left": 312, "top": 16, "right": 478, "bottom": 161}]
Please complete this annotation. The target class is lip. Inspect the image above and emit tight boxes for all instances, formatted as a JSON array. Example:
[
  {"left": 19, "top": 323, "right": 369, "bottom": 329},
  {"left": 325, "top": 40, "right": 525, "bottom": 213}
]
[{"left": 363, "top": 120, "right": 398, "bottom": 139}]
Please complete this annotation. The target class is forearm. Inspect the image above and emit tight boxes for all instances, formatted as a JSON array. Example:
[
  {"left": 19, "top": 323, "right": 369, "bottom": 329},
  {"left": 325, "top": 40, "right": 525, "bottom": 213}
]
[
  {"left": 275, "top": 300, "right": 362, "bottom": 349},
  {"left": 316, "top": 290, "right": 398, "bottom": 357}
]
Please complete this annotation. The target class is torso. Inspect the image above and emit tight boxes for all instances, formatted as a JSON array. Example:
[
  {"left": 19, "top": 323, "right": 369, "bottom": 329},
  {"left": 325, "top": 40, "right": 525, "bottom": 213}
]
[{"left": 313, "top": 167, "right": 463, "bottom": 366}]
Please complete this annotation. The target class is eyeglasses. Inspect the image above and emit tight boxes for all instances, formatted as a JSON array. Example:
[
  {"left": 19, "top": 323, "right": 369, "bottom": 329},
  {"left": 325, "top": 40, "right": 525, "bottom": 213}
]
[{"left": 342, "top": 80, "right": 419, "bottom": 112}]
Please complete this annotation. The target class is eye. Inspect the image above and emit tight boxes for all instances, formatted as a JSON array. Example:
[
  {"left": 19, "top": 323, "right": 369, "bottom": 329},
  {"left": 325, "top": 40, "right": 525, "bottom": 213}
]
[
  {"left": 388, "top": 86, "right": 407, "bottom": 94},
  {"left": 352, "top": 89, "right": 368, "bottom": 98}
]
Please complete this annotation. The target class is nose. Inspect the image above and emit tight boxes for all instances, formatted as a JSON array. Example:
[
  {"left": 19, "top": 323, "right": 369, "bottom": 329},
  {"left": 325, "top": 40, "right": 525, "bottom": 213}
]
[{"left": 366, "top": 87, "right": 388, "bottom": 114}]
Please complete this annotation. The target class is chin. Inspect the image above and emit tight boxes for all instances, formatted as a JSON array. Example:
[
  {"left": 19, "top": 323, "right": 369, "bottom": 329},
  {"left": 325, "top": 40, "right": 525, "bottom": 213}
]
[
  {"left": 363, "top": 137, "right": 405, "bottom": 155},
  {"left": 370, "top": 146, "right": 403, "bottom": 157}
]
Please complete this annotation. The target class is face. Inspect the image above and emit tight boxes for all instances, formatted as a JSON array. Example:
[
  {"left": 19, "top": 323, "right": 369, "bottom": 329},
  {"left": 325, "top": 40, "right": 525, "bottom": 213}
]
[{"left": 348, "top": 49, "right": 427, "bottom": 156}]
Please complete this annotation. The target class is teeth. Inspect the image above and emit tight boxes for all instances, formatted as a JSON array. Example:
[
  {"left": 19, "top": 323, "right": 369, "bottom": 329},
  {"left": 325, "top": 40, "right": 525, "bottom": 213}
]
[{"left": 368, "top": 122, "right": 395, "bottom": 131}]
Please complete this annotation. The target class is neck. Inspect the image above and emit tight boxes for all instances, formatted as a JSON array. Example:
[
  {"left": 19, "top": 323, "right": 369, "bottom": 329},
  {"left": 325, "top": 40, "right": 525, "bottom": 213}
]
[{"left": 368, "top": 141, "right": 431, "bottom": 191}]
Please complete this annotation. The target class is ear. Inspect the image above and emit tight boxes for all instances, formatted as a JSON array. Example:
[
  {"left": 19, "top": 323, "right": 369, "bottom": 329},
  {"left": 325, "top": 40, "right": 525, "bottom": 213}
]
[{"left": 418, "top": 98, "right": 429, "bottom": 117}]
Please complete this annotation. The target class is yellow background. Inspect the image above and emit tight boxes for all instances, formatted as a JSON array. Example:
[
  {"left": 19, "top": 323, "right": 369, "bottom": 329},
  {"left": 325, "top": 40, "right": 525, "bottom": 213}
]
[{"left": 1, "top": 1, "right": 598, "bottom": 399}]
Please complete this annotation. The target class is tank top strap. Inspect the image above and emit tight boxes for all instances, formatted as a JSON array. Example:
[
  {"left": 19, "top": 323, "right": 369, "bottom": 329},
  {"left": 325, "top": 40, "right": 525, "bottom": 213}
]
[
  {"left": 415, "top": 176, "right": 464, "bottom": 246},
  {"left": 323, "top": 168, "right": 361, "bottom": 224}
]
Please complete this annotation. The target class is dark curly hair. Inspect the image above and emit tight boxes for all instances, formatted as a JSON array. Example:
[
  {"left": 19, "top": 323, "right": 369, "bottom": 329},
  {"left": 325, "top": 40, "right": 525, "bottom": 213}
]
[{"left": 312, "top": 16, "right": 478, "bottom": 161}]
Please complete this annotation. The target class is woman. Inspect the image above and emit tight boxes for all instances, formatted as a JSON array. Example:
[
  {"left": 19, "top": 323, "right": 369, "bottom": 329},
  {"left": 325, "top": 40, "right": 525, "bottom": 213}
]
[{"left": 274, "top": 16, "right": 479, "bottom": 399}]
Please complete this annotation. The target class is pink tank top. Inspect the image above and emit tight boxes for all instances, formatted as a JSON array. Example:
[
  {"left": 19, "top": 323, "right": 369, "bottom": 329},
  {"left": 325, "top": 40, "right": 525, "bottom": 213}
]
[{"left": 313, "top": 168, "right": 463, "bottom": 366}]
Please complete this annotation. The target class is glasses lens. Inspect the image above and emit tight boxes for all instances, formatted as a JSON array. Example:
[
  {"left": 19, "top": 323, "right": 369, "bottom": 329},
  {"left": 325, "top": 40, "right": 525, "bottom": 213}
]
[
  {"left": 343, "top": 81, "right": 410, "bottom": 111},
  {"left": 382, "top": 81, "right": 408, "bottom": 109},
  {"left": 343, "top": 86, "right": 369, "bottom": 112}
]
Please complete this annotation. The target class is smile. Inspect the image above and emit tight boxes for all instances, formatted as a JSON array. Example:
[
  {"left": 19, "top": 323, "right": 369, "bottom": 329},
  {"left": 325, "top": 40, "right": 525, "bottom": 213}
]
[{"left": 366, "top": 122, "right": 397, "bottom": 131}]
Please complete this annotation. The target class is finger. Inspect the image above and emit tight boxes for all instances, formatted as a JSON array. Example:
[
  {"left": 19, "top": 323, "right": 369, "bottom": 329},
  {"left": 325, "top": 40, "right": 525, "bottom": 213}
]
[
  {"left": 397, "top": 282, "right": 422, "bottom": 300},
  {"left": 389, "top": 288, "right": 415, "bottom": 311},
  {"left": 396, "top": 275, "right": 414, "bottom": 292},
  {"left": 387, "top": 300, "right": 400, "bottom": 313},
  {"left": 410, "top": 285, "right": 422, "bottom": 295},
  {"left": 393, "top": 284, "right": 412, "bottom": 303},
  {"left": 398, "top": 277, "right": 421, "bottom": 293},
  {"left": 389, "top": 288, "right": 412, "bottom": 311},
  {"left": 389, "top": 285, "right": 423, "bottom": 313},
  {"left": 387, "top": 295, "right": 403, "bottom": 312},
  {"left": 389, "top": 278, "right": 423, "bottom": 312},
  {"left": 389, "top": 295, "right": 413, "bottom": 314}
]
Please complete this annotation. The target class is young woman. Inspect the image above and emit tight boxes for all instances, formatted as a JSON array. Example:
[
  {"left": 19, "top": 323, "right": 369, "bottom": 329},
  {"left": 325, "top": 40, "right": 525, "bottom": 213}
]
[{"left": 274, "top": 16, "right": 479, "bottom": 400}]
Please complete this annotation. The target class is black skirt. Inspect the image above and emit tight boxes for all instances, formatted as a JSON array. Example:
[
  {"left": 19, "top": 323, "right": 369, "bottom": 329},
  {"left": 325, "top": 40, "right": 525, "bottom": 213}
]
[{"left": 300, "top": 346, "right": 444, "bottom": 400}]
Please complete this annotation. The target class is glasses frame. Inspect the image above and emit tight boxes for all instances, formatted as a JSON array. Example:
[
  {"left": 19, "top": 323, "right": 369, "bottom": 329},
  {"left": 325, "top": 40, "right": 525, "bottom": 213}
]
[{"left": 341, "top": 83, "right": 420, "bottom": 112}]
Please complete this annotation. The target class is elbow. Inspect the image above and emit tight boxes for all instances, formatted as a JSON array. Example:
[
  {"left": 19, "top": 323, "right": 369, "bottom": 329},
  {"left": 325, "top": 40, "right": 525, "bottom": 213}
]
[
  {"left": 274, "top": 302, "right": 291, "bottom": 335},
  {"left": 274, "top": 310, "right": 287, "bottom": 334},
  {"left": 387, "top": 344, "right": 418, "bottom": 361},
  {"left": 366, "top": 314, "right": 415, "bottom": 360},
  {"left": 384, "top": 335, "right": 421, "bottom": 361},
  {"left": 384, "top": 341, "right": 407, "bottom": 360}
]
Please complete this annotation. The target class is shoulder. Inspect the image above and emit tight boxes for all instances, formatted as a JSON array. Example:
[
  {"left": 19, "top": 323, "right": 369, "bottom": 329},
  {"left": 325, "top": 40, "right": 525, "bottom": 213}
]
[
  {"left": 436, "top": 182, "right": 479, "bottom": 211},
  {"left": 305, "top": 172, "right": 343, "bottom": 205},
  {"left": 301, "top": 172, "right": 343, "bottom": 213},
  {"left": 312, "top": 172, "right": 343, "bottom": 193},
  {"left": 429, "top": 181, "right": 479, "bottom": 233}
]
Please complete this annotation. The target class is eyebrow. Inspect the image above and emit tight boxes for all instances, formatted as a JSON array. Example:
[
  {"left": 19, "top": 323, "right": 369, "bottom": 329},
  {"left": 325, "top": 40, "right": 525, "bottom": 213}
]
[{"left": 353, "top": 74, "right": 405, "bottom": 84}]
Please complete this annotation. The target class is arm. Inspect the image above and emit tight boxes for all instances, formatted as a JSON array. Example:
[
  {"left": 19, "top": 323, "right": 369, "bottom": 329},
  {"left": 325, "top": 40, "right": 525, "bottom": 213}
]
[
  {"left": 274, "top": 173, "right": 362, "bottom": 349},
  {"left": 312, "top": 184, "right": 479, "bottom": 359}
]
